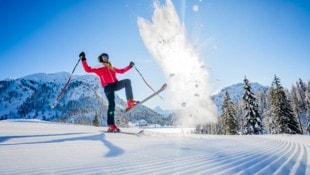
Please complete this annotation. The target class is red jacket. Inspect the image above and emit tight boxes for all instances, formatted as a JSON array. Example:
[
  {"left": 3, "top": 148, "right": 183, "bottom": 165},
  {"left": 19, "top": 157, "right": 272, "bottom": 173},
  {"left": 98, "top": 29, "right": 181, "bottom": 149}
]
[{"left": 82, "top": 60, "right": 131, "bottom": 87}]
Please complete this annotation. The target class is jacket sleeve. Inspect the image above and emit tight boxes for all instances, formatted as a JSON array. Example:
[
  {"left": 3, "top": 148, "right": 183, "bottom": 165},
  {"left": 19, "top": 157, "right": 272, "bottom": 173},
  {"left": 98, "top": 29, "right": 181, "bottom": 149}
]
[
  {"left": 82, "top": 60, "right": 96, "bottom": 73},
  {"left": 114, "top": 65, "right": 132, "bottom": 74}
]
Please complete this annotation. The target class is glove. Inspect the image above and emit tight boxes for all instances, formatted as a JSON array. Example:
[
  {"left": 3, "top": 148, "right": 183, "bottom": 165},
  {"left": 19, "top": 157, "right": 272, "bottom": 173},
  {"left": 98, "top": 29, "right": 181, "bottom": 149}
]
[
  {"left": 129, "top": 61, "right": 135, "bottom": 67},
  {"left": 79, "top": 52, "right": 86, "bottom": 61}
]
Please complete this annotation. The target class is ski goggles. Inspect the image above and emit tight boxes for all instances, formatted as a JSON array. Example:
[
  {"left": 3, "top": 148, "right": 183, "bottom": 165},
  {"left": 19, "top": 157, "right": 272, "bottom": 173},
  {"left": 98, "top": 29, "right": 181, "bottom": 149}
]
[{"left": 101, "top": 55, "right": 108, "bottom": 59}]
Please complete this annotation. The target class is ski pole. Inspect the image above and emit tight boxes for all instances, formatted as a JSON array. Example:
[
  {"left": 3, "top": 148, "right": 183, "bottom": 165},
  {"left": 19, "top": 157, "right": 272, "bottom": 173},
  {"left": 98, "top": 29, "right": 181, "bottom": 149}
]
[
  {"left": 51, "top": 58, "right": 81, "bottom": 108},
  {"left": 134, "top": 66, "right": 164, "bottom": 100}
]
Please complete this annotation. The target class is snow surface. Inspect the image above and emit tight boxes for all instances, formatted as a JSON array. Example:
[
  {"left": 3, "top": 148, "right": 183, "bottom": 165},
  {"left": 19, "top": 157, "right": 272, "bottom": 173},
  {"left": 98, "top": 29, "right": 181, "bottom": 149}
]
[{"left": 1, "top": 120, "right": 309, "bottom": 175}]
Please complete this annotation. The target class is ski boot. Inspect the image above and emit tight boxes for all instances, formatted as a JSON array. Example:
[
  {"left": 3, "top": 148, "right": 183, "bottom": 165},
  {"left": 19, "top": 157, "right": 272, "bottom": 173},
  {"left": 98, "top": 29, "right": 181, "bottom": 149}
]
[
  {"left": 107, "top": 124, "right": 120, "bottom": 133},
  {"left": 126, "top": 99, "right": 139, "bottom": 111}
]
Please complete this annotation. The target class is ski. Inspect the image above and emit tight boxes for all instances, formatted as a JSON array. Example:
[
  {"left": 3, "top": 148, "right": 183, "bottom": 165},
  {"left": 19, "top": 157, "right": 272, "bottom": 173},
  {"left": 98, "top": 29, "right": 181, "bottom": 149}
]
[
  {"left": 124, "top": 83, "right": 167, "bottom": 114},
  {"left": 101, "top": 130, "right": 144, "bottom": 136}
]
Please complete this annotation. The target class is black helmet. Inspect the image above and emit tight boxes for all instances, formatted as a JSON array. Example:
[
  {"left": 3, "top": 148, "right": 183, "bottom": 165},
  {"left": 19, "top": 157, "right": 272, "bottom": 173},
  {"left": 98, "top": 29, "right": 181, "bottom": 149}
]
[{"left": 98, "top": 53, "right": 109, "bottom": 63}]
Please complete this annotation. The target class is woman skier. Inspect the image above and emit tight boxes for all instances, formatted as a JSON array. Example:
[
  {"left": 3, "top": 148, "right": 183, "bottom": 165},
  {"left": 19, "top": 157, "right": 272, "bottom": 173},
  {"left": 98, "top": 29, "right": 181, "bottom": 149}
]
[{"left": 79, "top": 51, "right": 137, "bottom": 132}]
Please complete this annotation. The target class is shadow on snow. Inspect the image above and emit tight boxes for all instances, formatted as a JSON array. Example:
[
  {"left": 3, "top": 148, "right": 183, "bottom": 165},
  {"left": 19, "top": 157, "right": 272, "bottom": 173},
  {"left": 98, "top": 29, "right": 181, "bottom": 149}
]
[{"left": 0, "top": 132, "right": 124, "bottom": 158}]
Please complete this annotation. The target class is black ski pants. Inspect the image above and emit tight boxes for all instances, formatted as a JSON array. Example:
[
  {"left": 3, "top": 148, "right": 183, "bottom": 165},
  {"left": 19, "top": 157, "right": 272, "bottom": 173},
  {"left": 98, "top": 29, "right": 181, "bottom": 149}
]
[{"left": 104, "top": 79, "right": 133, "bottom": 125}]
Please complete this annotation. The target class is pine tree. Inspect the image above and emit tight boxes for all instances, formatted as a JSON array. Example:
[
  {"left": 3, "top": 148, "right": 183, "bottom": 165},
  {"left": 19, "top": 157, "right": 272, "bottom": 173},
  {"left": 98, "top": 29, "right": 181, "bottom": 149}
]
[
  {"left": 296, "top": 78, "right": 307, "bottom": 111},
  {"left": 92, "top": 113, "right": 100, "bottom": 127},
  {"left": 263, "top": 102, "right": 274, "bottom": 134},
  {"left": 290, "top": 86, "right": 304, "bottom": 134},
  {"left": 221, "top": 91, "right": 238, "bottom": 135},
  {"left": 257, "top": 91, "right": 268, "bottom": 118},
  {"left": 269, "top": 75, "right": 302, "bottom": 134},
  {"left": 242, "top": 77, "right": 263, "bottom": 135},
  {"left": 215, "top": 118, "right": 225, "bottom": 135},
  {"left": 306, "top": 81, "right": 310, "bottom": 134},
  {"left": 234, "top": 101, "right": 244, "bottom": 134}
]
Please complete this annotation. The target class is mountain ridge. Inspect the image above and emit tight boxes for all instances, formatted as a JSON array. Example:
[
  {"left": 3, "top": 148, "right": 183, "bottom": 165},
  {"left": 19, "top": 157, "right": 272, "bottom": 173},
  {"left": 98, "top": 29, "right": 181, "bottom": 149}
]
[
  {"left": 0, "top": 72, "right": 170, "bottom": 126},
  {"left": 1, "top": 72, "right": 270, "bottom": 126}
]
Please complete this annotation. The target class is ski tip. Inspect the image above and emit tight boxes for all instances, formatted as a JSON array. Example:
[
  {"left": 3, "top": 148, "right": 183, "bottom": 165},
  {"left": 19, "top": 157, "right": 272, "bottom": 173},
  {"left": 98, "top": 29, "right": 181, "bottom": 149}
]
[
  {"left": 162, "top": 83, "right": 168, "bottom": 89},
  {"left": 137, "top": 130, "right": 144, "bottom": 134}
]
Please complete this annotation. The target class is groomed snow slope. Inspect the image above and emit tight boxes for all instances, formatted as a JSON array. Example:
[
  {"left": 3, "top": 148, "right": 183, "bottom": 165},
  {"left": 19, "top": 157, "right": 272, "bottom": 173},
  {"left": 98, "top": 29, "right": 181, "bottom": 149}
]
[{"left": 0, "top": 120, "right": 309, "bottom": 175}]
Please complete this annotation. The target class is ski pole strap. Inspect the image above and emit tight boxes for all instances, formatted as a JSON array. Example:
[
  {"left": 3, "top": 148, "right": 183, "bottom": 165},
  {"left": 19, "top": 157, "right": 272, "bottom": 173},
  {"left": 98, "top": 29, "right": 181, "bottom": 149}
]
[{"left": 134, "top": 66, "right": 164, "bottom": 100}]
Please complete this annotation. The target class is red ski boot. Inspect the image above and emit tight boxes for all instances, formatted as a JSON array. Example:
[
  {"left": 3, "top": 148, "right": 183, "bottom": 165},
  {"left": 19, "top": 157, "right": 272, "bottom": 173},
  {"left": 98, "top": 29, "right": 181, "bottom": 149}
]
[
  {"left": 126, "top": 99, "right": 138, "bottom": 111},
  {"left": 107, "top": 124, "right": 120, "bottom": 132}
]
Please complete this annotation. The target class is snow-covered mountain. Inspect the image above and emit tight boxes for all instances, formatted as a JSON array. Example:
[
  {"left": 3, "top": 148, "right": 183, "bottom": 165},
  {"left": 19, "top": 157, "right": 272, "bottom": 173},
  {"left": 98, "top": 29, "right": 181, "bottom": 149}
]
[
  {"left": 154, "top": 82, "right": 269, "bottom": 117},
  {"left": 153, "top": 106, "right": 172, "bottom": 117},
  {"left": 0, "top": 72, "right": 269, "bottom": 126},
  {"left": 211, "top": 82, "right": 269, "bottom": 115},
  {"left": 0, "top": 72, "right": 170, "bottom": 126}
]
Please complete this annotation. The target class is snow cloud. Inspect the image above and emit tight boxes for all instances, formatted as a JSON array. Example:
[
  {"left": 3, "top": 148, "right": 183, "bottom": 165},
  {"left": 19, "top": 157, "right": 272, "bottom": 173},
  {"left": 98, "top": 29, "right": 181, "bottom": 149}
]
[{"left": 138, "top": 0, "right": 217, "bottom": 126}]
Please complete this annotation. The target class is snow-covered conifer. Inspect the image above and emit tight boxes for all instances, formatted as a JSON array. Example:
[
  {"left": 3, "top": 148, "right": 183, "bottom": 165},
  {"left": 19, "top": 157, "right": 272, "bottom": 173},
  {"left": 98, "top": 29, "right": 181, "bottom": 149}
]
[
  {"left": 306, "top": 81, "right": 310, "bottom": 134},
  {"left": 290, "top": 86, "right": 304, "bottom": 134},
  {"left": 269, "top": 75, "right": 302, "bottom": 134},
  {"left": 295, "top": 79, "right": 307, "bottom": 112},
  {"left": 242, "top": 77, "right": 263, "bottom": 135},
  {"left": 93, "top": 113, "right": 100, "bottom": 127},
  {"left": 221, "top": 91, "right": 238, "bottom": 135}
]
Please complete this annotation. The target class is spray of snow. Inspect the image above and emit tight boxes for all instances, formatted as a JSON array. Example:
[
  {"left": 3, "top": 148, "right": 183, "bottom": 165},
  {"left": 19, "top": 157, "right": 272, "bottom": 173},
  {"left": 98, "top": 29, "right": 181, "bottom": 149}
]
[{"left": 138, "top": 0, "right": 217, "bottom": 127}]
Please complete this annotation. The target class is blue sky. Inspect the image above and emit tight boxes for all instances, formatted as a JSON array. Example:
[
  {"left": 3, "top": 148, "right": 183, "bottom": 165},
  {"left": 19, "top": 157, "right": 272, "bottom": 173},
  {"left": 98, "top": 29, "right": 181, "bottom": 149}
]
[{"left": 1, "top": 0, "right": 309, "bottom": 109}]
